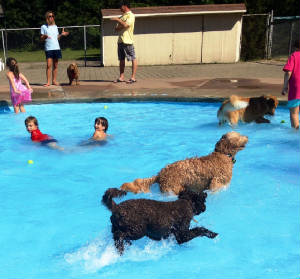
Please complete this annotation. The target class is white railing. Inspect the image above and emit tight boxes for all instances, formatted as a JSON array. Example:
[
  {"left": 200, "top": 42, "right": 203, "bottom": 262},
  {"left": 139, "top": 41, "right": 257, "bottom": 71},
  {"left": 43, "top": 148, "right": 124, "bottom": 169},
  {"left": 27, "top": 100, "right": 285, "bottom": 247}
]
[{"left": 0, "top": 25, "right": 101, "bottom": 66}]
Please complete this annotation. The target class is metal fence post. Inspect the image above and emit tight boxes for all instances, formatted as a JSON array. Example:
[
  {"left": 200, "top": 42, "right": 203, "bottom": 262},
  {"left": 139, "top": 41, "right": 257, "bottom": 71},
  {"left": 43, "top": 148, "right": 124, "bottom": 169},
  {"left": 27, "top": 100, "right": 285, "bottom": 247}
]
[
  {"left": 265, "top": 12, "right": 271, "bottom": 59},
  {"left": 100, "top": 23, "right": 104, "bottom": 66},
  {"left": 267, "top": 10, "right": 273, "bottom": 59},
  {"left": 1, "top": 30, "right": 6, "bottom": 63},
  {"left": 84, "top": 25, "right": 87, "bottom": 67},
  {"left": 288, "top": 21, "right": 295, "bottom": 56}
]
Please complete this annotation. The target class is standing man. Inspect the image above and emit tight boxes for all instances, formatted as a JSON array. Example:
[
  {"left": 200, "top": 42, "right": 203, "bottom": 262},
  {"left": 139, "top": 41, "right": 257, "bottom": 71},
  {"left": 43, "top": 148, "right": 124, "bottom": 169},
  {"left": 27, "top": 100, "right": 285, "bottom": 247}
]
[{"left": 111, "top": 1, "right": 137, "bottom": 84}]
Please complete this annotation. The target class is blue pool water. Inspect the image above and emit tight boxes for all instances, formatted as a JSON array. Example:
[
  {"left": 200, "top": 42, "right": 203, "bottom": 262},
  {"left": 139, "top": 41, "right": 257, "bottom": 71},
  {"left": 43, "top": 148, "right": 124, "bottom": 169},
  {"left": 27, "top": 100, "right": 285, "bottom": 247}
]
[{"left": 0, "top": 102, "right": 299, "bottom": 279}]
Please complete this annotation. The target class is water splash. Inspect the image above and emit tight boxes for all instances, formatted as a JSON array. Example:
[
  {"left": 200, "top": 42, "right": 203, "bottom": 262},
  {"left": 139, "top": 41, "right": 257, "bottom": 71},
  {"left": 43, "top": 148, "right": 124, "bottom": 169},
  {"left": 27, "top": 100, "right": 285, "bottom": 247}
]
[{"left": 64, "top": 234, "right": 176, "bottom": 274}]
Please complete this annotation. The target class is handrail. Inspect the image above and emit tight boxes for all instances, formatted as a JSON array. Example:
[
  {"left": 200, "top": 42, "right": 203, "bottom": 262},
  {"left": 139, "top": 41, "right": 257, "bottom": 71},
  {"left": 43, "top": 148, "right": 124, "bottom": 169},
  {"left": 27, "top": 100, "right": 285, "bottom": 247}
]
[{"left": 0, "top": 25, "right": 100, "bottom": 32}]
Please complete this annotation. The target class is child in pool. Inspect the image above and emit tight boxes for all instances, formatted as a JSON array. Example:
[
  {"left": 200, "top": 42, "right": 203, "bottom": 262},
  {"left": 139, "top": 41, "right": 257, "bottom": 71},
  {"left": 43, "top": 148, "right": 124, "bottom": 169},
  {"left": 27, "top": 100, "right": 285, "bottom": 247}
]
[
  {"left": 25, "top": 116, "right": 63, "bottom": 150},
  {"left": 80, "top": 117, "right": 109, "bottom": 146},
  {"left": 6, "top": 57, "right": 32, "bottom": 113},
  {"left": 91, "top": 117, "right": 109, "bottom": 141}
]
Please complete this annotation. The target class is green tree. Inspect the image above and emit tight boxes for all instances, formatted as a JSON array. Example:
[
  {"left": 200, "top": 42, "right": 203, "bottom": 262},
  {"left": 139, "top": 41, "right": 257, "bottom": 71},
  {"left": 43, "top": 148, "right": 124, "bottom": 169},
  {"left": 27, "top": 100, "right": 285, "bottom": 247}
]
[{"left": 2, "top": 0, "right": 299, "bottom": 28}]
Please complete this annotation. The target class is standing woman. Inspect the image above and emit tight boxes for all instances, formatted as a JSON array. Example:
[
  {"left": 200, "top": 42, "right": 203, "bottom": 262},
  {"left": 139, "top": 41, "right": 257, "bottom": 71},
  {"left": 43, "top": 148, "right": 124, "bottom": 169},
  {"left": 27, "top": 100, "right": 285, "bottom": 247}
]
[{"left": 40, "top": 11, "right": 69, "bottom": 87}]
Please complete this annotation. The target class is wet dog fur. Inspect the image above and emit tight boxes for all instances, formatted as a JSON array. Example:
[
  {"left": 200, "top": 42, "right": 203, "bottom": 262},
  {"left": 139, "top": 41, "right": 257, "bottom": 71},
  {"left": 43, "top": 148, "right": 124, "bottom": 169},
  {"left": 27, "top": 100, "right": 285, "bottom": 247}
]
[
  {"left": 217, "top": 95, "right": 278, "bottom": 126},
  {"left": 120, "top": 132, "right": 248, "bottom": 195},
  {"left": 102, "top": 188, "right": 217, "bottom": 255},
  {"left": 67, "top": 63, "right": 80, "bottom": 85}
]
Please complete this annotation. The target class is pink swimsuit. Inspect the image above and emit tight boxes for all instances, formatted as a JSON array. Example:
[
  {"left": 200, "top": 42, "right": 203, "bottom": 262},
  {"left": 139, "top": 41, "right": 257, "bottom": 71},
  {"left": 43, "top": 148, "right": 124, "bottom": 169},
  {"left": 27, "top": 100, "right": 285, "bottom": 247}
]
[{"left": 9, "top": 77, "right": 32, "bottom": 106}]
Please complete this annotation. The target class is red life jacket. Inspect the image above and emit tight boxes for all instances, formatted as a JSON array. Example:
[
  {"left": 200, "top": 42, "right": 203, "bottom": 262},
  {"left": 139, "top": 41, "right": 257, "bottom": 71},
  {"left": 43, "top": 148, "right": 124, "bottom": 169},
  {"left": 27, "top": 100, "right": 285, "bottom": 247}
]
[{"left": 31, "top": 129, "right": 51, "bottom": 142}]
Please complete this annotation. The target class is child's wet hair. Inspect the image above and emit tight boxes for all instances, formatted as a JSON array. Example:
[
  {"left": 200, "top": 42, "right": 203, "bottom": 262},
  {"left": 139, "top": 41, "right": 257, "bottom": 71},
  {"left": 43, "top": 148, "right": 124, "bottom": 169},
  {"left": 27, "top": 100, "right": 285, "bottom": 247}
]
[
  {"left": 95, "top": 117, "right": 108, "bottom": 132},
  {"left": 6, "top": 57, "right": 20, "bottom": 80},
  {"left": 25, "top": 116, "right": 38, "bottom": 126}
]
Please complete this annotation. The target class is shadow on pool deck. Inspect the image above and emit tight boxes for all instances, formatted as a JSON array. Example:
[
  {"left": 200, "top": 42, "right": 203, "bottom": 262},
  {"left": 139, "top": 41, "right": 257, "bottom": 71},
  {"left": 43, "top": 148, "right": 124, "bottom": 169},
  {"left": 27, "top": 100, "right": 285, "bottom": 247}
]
[{"left": 0, "top": 61, "right": 286, "bottom": 104}]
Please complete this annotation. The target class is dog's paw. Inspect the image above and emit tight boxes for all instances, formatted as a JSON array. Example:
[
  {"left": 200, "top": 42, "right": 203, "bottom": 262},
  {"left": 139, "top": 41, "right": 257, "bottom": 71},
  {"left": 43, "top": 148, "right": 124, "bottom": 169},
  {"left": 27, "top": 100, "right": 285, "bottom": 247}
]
[{"left": 207, "top": 231, "right": 218, "bottom": 238}]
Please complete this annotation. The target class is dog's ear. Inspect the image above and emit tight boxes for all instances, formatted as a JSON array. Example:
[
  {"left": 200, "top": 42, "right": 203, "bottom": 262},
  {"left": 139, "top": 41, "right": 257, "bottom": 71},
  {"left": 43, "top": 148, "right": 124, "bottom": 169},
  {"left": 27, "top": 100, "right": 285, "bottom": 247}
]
[
  {"left": 266, "top": 96, "right": 278, "bottom": 108},
  {"left": 267, "top": 98, "right": 275, "bottom": 107},
  {"left": 193, "top": 191, "right": 207, "bottom": 215},
  {"left": 178, "top": 189, "right": 191, "bottom": 199},
  {"left": 215, "top": 134, "right": 231, "bottom": 154}
]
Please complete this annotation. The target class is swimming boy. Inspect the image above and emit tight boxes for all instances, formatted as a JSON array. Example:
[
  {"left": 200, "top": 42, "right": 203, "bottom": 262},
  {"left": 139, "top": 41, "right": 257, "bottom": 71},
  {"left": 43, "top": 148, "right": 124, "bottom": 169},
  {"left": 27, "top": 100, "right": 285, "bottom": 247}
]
[
  {"left": 25, "top": 116, "right": 63, "bottom": 150},
  {"left": 91, "top": 117, "right": 108, "bottom": 141}
]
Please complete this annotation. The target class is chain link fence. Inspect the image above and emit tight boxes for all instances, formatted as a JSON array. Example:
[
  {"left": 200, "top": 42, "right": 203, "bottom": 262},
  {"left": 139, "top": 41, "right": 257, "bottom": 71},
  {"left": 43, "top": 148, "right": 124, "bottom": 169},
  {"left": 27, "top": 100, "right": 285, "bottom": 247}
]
[
  {"left": 271, "top": 17, "right": 299, "bottom": 58},
  {"left": 241, "top": 13, "right": 300, "bottom": 61},
  {"left": 0, "top": 25, "right": 101, "bottom": 67},
  {"left": 1, "top": 17, "right": 299, "bottom": 66}
]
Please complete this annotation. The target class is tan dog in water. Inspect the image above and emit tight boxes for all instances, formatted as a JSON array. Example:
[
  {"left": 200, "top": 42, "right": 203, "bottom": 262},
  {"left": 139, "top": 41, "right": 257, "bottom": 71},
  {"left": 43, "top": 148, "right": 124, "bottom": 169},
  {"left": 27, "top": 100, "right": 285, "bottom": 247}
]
[
  {"left": 217, "top": 95, "right": 278, "bottom": 126},
  {"left": 67, "top": 63, "right": 80, "bottom": 85},
  {"left": 120, "top": 132, "right": 248, "bottom": 195}
]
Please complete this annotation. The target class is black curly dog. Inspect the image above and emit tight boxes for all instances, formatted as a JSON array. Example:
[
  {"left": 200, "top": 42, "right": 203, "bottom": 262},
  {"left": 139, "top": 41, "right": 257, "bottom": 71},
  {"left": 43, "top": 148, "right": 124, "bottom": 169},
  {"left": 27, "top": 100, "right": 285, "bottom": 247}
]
[{"left": 102, "top": 188, "right": 218, "bottom": 255}]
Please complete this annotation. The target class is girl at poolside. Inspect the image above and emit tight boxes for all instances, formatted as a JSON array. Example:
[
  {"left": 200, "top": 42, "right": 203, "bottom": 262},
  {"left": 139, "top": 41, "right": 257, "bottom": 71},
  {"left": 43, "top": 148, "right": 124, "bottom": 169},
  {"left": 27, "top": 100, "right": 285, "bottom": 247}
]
[
  {"left": 282, "top": 40, "right": 300, "bottom": 129},
  {"left": 6, "top": 57, "right": 32, "bottom": 114},
  {"left": 25, "top": 116, "right": 63, "bottom": 150}
]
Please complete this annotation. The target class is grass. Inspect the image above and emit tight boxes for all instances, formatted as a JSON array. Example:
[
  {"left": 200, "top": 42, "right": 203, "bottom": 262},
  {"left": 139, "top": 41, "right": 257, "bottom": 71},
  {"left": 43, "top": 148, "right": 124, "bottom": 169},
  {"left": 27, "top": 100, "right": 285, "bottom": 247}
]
[{"left": 5, "top": 48, "right": 100, "bottom": 63}]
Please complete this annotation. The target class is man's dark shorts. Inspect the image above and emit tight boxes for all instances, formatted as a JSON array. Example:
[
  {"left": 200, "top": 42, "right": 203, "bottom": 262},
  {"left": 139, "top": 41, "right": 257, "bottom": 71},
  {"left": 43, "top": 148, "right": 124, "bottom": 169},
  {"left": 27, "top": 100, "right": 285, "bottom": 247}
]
[
  {"left": 45, "top": 49, "right": 62, "bottom": 59},
  {"left": 118, "top": 43, "right": 136, "bottom": 61}
]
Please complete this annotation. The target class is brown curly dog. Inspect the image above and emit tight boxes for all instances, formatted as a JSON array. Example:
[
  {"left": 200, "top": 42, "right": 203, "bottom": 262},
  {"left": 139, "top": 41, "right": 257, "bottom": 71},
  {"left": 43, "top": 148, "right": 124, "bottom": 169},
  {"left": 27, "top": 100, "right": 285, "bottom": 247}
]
[
  {"left": 217, "top": 95, "right": 278, "bottom": 126},
  {"left": 102, "top": 188, "right": 217, "bottom": 255},
  {"left": 120, "top": 132, "right": 248, "bottom": 195},
  {"left": 67, "top": 63, "right": 80, "bottom": 85}
]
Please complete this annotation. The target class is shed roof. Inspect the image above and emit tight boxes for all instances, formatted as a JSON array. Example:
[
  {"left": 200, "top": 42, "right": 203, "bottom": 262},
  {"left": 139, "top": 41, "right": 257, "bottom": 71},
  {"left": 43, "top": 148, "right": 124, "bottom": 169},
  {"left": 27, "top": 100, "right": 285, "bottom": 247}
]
[{"left": 101, "top": 3, "right": 246, "bottom": 18}]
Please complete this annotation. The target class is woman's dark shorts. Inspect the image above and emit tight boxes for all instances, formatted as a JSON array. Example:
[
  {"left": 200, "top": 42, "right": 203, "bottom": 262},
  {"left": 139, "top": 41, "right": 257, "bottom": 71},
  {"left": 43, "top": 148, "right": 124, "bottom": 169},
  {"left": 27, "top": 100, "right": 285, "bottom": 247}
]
[
  {"left": 45, "top": 49, "right": 62, "bottom": 59},
  {"left": 118, "top": 43, "right": 136, "bottom": 61}
]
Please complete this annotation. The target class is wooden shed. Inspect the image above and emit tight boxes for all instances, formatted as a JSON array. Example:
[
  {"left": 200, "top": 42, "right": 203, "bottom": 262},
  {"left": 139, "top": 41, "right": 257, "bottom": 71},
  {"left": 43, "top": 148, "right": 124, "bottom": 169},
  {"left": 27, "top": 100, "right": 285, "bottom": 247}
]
[{"left": 101, "top": 4, "right": 246, "bottom": 66}]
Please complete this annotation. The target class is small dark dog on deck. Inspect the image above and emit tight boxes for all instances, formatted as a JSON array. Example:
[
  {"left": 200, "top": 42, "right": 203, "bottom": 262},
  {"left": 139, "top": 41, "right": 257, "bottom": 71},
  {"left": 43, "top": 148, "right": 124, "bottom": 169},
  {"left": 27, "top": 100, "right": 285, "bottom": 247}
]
[
  {"left": 102, "top": 188, "right": 217, "bottom": 255},
  {"left": 67, "top": 63, "right": 80, "bottom": 85}
]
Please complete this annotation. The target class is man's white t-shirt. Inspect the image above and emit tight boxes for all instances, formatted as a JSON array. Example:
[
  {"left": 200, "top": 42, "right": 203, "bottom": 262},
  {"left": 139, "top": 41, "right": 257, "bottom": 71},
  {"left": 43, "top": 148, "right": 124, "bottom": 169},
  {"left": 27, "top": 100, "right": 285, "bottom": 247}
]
[{"left": 40, "top": 24, "right": 60, "bottom": 51}]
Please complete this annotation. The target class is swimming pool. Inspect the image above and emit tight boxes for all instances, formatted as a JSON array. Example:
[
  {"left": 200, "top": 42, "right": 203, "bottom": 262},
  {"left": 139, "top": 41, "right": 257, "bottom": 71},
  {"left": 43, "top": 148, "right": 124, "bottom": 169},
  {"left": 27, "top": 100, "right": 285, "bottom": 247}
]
[{"left": 0, "top": 102, "right": 299, "bottom": 278}]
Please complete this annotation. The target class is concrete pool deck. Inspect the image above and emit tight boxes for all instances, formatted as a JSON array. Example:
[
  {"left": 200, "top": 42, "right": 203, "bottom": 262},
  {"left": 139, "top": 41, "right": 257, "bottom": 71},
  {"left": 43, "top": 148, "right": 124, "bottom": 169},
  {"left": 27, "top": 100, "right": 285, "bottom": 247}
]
[{"left": 0, "top": 60, "right": 286, "bottom": 104}]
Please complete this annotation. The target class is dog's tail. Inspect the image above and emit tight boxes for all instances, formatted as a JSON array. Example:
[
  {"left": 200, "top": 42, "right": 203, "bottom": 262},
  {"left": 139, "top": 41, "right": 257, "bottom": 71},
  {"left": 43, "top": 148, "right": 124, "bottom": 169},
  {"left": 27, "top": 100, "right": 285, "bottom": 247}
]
[
  {"left": 228, "top": 95, "right": 249, "bottom": 110},
  {"left": 224, "top": 95, "right": 249, "bottom": 112},
  {"left": 120, "top": 176, "right": 158, "bottom": 193},
  {"left": 102, "top": 188, "right": 127, "bottom": 212},
  {"left": 217, "top": 95, "right": 249, "bottom": 125}
]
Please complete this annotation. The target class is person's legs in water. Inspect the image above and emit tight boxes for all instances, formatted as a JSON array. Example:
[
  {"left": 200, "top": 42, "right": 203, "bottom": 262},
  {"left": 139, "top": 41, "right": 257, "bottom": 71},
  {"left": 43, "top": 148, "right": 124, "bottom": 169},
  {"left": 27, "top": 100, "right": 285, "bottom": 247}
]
[
  {"left": 13, "top": 105, "right": 20, "bottom": 114},
  {"left": 19, "top": 103, "right": 25, "bottom": 113},
  {"left": 290, "top": 106, "right": 299, "bottom": 129}
]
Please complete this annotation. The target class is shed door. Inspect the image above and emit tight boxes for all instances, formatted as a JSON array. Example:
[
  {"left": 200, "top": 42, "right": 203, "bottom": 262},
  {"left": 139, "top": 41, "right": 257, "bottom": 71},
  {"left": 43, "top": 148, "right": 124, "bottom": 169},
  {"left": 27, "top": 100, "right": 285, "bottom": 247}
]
[
  {"left": 134, "top": 17, "right": 173, "bottom": 65},
  {"left": 172, "top": 15, "right": 203, "bottom": 64},
  {"left": 202, "top": 14, "right": 241, "bottom": 63}
]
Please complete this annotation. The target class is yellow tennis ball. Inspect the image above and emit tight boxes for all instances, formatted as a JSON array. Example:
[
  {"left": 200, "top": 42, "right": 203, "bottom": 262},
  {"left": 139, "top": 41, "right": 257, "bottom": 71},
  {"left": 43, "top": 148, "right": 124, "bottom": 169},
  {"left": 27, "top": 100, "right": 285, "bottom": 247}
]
[
  {"left": 280, "top": 120, "right": 285, "bottom": 123},
  {"left": 104, "top": 105, "right": 108, "bottom": 109},
  {"left": 28, "top": 160, "right": 34, "bottom": 164}
]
